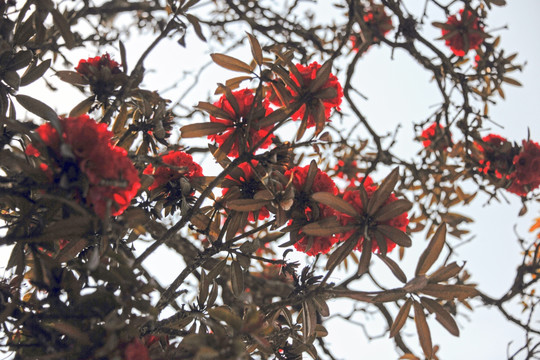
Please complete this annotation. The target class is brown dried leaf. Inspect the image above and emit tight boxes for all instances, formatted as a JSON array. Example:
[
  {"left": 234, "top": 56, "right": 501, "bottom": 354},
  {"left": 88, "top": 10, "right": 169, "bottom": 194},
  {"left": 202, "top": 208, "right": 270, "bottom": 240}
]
[
  {"left": 195, "top": 101, "right": 234, "bottom": 120},
  {"left": 390, "top": 298, "right": 413, "bottom": 338},
  {"left": 311, "top": 192, "right": 358, "bottom": 217},
  {"left": 309, "top": 59, "right": 332, "bottom": 93},
  {"left": 180, "top": 122, "right": 228, "bottom": 138},
  {"left": 377, "top": 254, "right": 407, "bottom": 283},
  {"left": 421, "top": 284, "right": 478, "bottom": 301},
  {"left": 413, "top": 301, "right": 433, "bottom": 359},
  {"left": 420, "top": 297, "right": 460, "bottom": 336},
  {"left": 375, "top": 225, "right": 412, "bottom": 248},
  {"left": 69, "top": 96, "right": 94, "bottom": 117},
  {"left": 326, "top": 233, "right": 359, "bottom": 271},
  {"left": 415, "top": 223, "right": 447, "bottom": 276},
  {"left": 373, "top": 199, "right": 412, "bottom": 222},
  {"left": 366, "top": 167, "right": 400, "bottom": 215},
  {"left": 230, "top": 261, "right": 244, "bottom": 296},
  {"left": 246, "top": 32, "right": 263, "bottom": 66},
  {"left": 428, "top": 262, "right": 463, "bottom": 283},
  {"left": 211, "top": 53, "right": 252, "bottom": 73}
]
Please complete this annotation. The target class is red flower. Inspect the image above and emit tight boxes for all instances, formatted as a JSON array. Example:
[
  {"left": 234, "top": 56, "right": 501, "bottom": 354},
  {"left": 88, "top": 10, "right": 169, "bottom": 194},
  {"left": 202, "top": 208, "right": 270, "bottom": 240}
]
[
  {"left": 221, "top": 160, "right": 270, "bottom": 222},
  {"left": 270, "top": 62, "right": 343, "bottom": 129},
  {"left": 421, "top": 123, "right": 452, "bottom": 150},
  {"left": 350, "top": 4, "right": 393, "bottom": 50},
  {"left": 85, "top": 146, "right": 141, "bottom": 217},
  {"left": 337, "top": 177, "right": 409, "bottom": 254},
  {"left": 441, "top": 9, "right": 485, "bottom": 57},
  {"left": 28, "top": 115, "right": 140, "bottom": 218},
  {"left": 124, "top": 338, "right": 150, "bottom": 360},
  {"left": 507, "top": 140, "right": 540, "bottom": 196},
  {"left": 75, "top": 53, "right": 121, "bottom": 77},
  {"left": 285, "top": 164, "right": 339, "bottom": 256},
  {"left": 144, "top": 150, "right": 203, "bottom": 191},
  {"left": 208, "top": 88, "right": 274, "bottom": 158},
  {"left": 475, "top": 134, "right": 515, "bottom": 179}
]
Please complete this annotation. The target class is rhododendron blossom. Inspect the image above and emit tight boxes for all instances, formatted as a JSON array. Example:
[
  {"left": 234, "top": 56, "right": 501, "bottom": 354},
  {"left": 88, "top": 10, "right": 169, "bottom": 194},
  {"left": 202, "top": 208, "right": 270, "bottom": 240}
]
[
  {"left": 421, "top": 123, "right": 452, "bottom": 150},
  {"left": 75, "top": 53, "right": 121, "bottom": 77},
  {"left": 270, "top": 62, "right": 343, "bottom": 129},
  {"left": 475, "top": 134, "right": 515, "bottom": 180},
  {"left": 27, "top": 115, "right": 140, "bottom": 217},
  {"left": 441, "top": 9, "right": 485, "bottom": 57},
  {"left": 337, "top": 177, "right": 409, "bottom": 253},
  {"left": 507, "top": 140, "right": 540, "bottom": 196},
  {"left": 208, "top": 88, "right": 274, "bottom": 158},
  {"left": 144, "top": 150, "right": 203, "bottom": 191},
  {"left": 285, "top": 164, "right": 339, "bottom": 256}
]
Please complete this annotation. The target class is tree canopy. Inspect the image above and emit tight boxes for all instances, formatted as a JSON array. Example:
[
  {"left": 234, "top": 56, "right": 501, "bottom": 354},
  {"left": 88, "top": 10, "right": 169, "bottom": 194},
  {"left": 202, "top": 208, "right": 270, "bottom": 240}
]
[{"left": 0, "top": 0, "right": 539, "bottom": 359}]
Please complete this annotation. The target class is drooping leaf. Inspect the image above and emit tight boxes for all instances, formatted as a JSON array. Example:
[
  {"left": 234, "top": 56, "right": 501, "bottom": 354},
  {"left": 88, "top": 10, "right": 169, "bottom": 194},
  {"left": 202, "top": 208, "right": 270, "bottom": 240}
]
[{"left": 415, "top": 223, "right": 447, "bottom": 276}]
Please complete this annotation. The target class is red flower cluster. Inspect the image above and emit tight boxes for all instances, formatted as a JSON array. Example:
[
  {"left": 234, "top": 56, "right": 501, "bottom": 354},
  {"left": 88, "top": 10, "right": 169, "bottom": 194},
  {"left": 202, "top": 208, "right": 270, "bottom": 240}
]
[
  {"left": 475, "top": 135, "right": 540, "bottom": 196},
  {"left": 441, "top": 9, "right": 485, "bottom": 57},
  {"left": 75, "top": 53, "right": 121, "bottom": 77},
  {"left": 27, "top": 115, "right": 140, "bottom": 218},
  {"left": 144, "top": 150, "right": 203, "bottom": 191},
  {"left": 285, "top": 165, "right": 339, "bottom": 256},
  {"left": 508, "top": 140, "right": 540, "bottom": 196},
  {"left": 270, "top": 62, "right": 343, "bottom": 129},
  {"left": 208, "top": 88, "right": 274, "bottom": 158},
  {"left": 337, "top": 176, "right": 409, "bottom": 253},
  {"left": 421, "top": 123, "right": 452, "bottom": 150},
  {"left": 351, "top": 4, "right": 393, "bottom": 50},
  {"left": 221, "top": 161, "right": 270, "bottom": 222},
  {"left": 476, "top": 134, "right": 514, "bottom": 179}
]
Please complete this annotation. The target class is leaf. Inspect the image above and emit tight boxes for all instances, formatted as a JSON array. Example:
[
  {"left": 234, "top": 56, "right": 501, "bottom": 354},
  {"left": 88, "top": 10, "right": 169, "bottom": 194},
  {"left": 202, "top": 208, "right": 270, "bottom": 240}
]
[
  {"left": 180, "top": 122, "right": 229, "bottom": 138},
  {"left": 415, "top": 223, "right": 447, "bottom": 276},
  {"left": 223, "top": 75, "right": 252, "bottom": 90},
  {"left": 413, "top": 301, "right": 433, "bottom": 360},
  {"left": 503, "top": 77, "right": 522, "bottom": 87},
  {"left": 373, "top": 199, "right": 412, "bottom": 222},
  {"left": 15, "top": 94, "right": 59, "bottom": 123},
  {"left": 195, "top": 101, "right": 234, "bottom": 120},
  {"left": 20, "top": 59, "right": 51, "bottom": 86},
  {"left": 207, "top": 259, "right": 228, "bottom": 280},
  {"left": 366, "top": 167, "right": 400, "bottom": 215},
  {"left": 55, "top": 238, "right": 89, "bottom": 263},
  {"left": 420, "top": 297, "right": 460, "bottom": 336},
  {"left": 230, "top": 260, "right": 244, "bottom": 296},
  {"left": 302, "top": 218, "right": 354, "bottom": 237},
  {"left": 421, "top": 284, "right": 478, "bottom": 301},
  {"left": 8, "top": 51, "right": 33, "bottom": 72},
  {"left": 256, "top": 108, "right": 289, "bottom": 129},
  {"left": 301, "top": 300, "right": 317, "bottom": 340},
  {"left": 312, "top": 296, "right": 330, "bottom": 317},
  {"left": 372, "top": 290, "right": 406, "bottom": 302},
  {"left": 56, "top": 70, "right": 89, "bottom": 86},
  {"left": 325, "top": 233, "right": 359, "bottom": 271},
  {"left": 186, "top": 14, "right": 206, "bottom": 42},
  {"left": 50, "top": 8, "right": 75, "bottom": 49},
  {"left": 390, "top": 298, "right": 412, "bottom": 338},
  {"left": 208, "top": 306, "right": 242, "bottom": 331},
  {"left": 211, "top": 53, "right": 252, "bottom": 73},
  {"left": 246, "top": 32, "right": 263, "bottom": 66},
  {"left": 311, "top": 192, "right": 358, "bottom": 217},
  {"left": 227, "top": 198, "right": 268, "bottom": 212},
  {"left": 377, "top": 254, "right": 407, "bottom": 283},
  {"left": 69, "top": 96, "right": 95, "bottom": 117},
  {"left": 428, "top": 262, "right": 463, "bottom": 283},
  {"left": 309, "top": 59, "right": 333, "bottom": 93},
  {"left": 357, "top": 239, "right": 372, "bottom": 275},
  {"left": 375, "top": 225, "right": 412, "bottom": 247}
]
